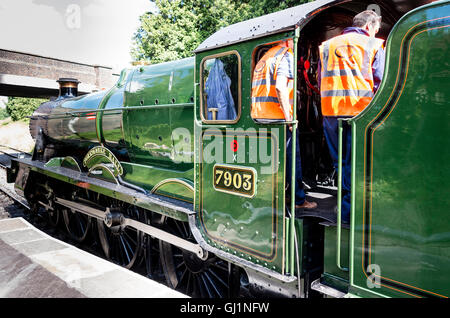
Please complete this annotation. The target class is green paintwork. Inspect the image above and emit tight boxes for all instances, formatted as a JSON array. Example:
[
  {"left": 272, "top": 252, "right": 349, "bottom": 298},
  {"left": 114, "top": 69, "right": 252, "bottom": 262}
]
[
  {"left": 321, "top": 1, "right": 450, "bottom": 298},
  {"left": 123, "top": 58, "right": 195, "bottom": 168},
  {"left": 44, "top": 157, "right": 64, "bottom": 168},
  {"left": 322, "top": 226, "right": 349, "bottom": 290},
  {"left": 45, "top": 157, "right": 81, "bottom": 172},
  {"left": 120, "top": 162, "right": 194, "bottom": 203},
  {"left": 61, "top": 157, "right": 81, "bottom": 171},
  {"left": 152, "top": 178, "right": 194, "bottom": 203},
  {"left": 20, "top": 158, "right": 190, "bottom": 222},
  {"left": 96, "top": 68, "right": 132, "bottom": 152},
  {"left": 11, "top": 0, "right": 450, "bottom": 297},
  {"left": 87, "top": 164, "right": 118, "bottom": 184},
  {"left": 194, "top": 33, "right": 293, "bottom": 274},
  {"left": 40, "top": 59, "right": 196, "bottom": 204}
]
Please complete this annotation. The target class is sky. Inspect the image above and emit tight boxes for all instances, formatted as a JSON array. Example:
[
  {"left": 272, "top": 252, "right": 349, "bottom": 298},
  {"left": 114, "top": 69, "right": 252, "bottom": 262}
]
[{"left": 0, "top": 0, "right": 157, "bottom": 73}]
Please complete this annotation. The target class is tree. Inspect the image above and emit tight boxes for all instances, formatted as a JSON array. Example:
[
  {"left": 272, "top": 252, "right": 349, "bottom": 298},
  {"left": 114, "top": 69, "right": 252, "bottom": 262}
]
[
  {"left": 6, "top": 97, "right": 45, "bottom": 122},
  {"left": 131, "top": 0, "right": 313, "bottom": 64}
]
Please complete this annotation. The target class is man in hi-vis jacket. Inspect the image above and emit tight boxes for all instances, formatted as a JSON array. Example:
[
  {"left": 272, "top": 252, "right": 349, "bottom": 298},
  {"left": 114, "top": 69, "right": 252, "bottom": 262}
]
[
  {"left": 252, "top": 39, "right": 317, "bottom": 210},
  {"left": 319, "top": 10, "right": 385, "bottom": 223}
]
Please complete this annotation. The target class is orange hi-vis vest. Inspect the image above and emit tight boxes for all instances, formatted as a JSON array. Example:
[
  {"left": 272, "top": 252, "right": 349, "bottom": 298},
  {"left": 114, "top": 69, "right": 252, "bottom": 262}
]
[
  {"left": 319, "top": 33, "right": 384, "bottom": 116},
  {"left": 251, "top": 45, "right": 294, "bottom": 120}
]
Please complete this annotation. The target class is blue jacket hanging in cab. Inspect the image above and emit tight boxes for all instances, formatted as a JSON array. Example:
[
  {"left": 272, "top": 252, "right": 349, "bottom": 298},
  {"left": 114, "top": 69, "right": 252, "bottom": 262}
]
[{"left": 205, "top": 59, "right": 237, "bottom": 121}]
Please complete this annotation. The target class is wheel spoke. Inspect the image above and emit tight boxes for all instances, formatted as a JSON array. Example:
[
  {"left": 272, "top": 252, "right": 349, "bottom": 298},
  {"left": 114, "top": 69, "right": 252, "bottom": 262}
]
[
  {"left": 204, "top": 271, "right": 224, "bottom": 298},
  {"left": 159, "top": 217, "right": 234, "bottom": 298},
  {"left": 77, "top": 214, "right": 86, "bottom": 235},
  {"left": 120, "top": 236, "right": 132, "bottom": 264},
  {"left": 124, "top": 230, "right": 138, "bottom": 246},
  {"left": 123, "top": 232, "right": 136, "bottom": 253},
  {"left": 176, "top": 261, "right": 185, "bottom": 270},
  {"left": 182, "top": 222, "right": 190, "bottom": 239},
  {"left": 186, "top": 272, "right": 193, "bottom": 295},
  {"left": 193, "top": 276, "right": 201, "bottom": 297},
  {"left": 97, "top": 202, "right": 142, "bottom": 269},
  {"left": 116, "top": 238, "right": 124, "bottom": 264},
  {"left": 199, "top": 273, "right": 214, "bottom": 298},
  {"left": 174, "top": 221, "right": 186, "bottom": 238},
  {"left": 210, "top": 261, "right": 228, "bottom": 273},
  {"left": 179, "top": 268, "right": 188, "bottom": 285},
  {"left": 207, "top": 268, "right": 228, "bottom": 288}
]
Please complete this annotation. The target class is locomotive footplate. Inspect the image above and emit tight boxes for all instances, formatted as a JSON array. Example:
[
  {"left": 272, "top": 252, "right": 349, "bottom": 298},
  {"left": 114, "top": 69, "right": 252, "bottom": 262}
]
[
  {"left": 11, "top": 157, "right": 194, "bottom": 219},
  {"left": 9, "top": 157, "right": 208, "bottom": 258},
  {"left": 0, "top": 146, "right": 31, "bottom": 169}
]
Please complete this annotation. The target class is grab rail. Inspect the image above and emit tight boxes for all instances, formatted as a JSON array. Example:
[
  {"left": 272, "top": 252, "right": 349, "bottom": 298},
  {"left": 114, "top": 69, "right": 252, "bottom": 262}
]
[
  {"left": 289, "top": 30, "right": 300, "bottom": 276},
  {"left": 64, "top": 102, "right": 195, "bottom": 117},
  {"left": 336, "top": 119, "right": 349, "bottom": 272}
]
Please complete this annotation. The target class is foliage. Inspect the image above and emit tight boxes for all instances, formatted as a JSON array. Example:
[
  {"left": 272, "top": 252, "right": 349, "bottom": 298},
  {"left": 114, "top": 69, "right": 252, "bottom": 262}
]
[
  {"left": 131, "top": 0, "right": 313, "bottom": 64},
  {"left": 0, "top": 107, "right": 9, "bottom": 120},
  {"left": 5, "top": 97, "right": 46, "bottom": 121}
]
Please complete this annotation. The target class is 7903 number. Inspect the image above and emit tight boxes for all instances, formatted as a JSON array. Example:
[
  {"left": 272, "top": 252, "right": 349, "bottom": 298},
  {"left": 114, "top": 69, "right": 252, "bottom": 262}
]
[{"left": 213, "top": 165, "right": 256, "bottom": 198}]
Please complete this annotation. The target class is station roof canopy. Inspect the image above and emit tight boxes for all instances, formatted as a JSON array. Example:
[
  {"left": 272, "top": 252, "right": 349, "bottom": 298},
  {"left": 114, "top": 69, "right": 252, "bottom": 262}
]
[{"left": 194, "top": 0, "right": 436, "bottom": 53}]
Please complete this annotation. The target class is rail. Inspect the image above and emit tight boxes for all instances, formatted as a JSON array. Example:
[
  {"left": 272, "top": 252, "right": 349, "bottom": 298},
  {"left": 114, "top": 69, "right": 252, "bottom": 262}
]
[
  {"left": 336, "top": 119, "right": 349, "bottom": 272},
  {"left": 0, "top": 166, "right": 30, "bottom": 211}
]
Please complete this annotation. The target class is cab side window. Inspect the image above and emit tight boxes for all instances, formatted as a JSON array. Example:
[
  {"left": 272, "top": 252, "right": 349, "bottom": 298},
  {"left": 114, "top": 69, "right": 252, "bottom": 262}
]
[{"left": 200, "top": 52, "right": 241, "bottom": 123}]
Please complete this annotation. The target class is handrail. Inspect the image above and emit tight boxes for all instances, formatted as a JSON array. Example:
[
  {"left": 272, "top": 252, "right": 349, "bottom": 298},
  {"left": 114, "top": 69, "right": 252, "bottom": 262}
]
[
  {"left": 290, "top": 29, "right": 300, "bottom": 276},
  {"left": 349, "top": 120, "right": 357, "bottom": 285},
  {"left": 64, "top": 102, "right": 195, "bottom": 117},
  {"left": 336, "top": 119, "right": 349, "bottom": 272}
]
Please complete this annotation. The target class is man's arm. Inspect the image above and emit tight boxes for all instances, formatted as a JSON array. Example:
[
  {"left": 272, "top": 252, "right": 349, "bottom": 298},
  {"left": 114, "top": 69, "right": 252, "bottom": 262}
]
[
  {"left": 275, "top": 75, "right": 293, "bottom": 122},
  {"left": 372, "top": 47, "right": 385, "bottom": 93}
]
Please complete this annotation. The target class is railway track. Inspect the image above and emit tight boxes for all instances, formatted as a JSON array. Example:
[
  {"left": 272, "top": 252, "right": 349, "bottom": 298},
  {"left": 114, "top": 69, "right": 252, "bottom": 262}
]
[
  {"left": 0, "top": 150, "right": 29, "bottom": 220},
  {"left": 0, "top": 188, "right": 27, "bottom": 220}
]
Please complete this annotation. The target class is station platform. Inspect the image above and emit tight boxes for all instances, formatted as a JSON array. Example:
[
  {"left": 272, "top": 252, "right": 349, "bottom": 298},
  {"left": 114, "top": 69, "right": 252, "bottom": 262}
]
[{"left": 0, "top": 217, "right": 188, "bottom": 298}]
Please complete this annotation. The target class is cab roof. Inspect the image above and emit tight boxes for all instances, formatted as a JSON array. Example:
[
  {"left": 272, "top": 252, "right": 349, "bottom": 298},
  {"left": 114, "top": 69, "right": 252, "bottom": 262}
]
[
  {"left": 194, "top": 0, "right": 437, "bottom": 53},
  {"left": 194, "top": 0, "right": 346, "bottom": 53}
]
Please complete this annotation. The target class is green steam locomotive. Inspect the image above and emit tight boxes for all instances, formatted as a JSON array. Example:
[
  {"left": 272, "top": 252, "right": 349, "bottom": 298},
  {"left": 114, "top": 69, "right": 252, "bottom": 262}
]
[{"left": 7, "top": 0, "right": 449, "bottom": 298}]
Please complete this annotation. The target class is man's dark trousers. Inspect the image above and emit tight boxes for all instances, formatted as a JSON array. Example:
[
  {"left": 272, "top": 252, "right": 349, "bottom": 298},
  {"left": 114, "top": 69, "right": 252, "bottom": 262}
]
[{"left": 323, "top": 116, "right": 352, "bottom": 223}]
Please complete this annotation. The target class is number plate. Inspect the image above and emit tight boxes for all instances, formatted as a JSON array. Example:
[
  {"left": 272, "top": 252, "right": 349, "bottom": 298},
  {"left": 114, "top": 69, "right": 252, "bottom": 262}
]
[{"left": 213, "top": 164, "right": 257, "bottom": 198}]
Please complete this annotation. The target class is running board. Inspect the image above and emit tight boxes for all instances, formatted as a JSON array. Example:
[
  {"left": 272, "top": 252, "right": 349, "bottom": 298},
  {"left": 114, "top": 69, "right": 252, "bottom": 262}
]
[
  {"left": 54, "top": 197, "right": 207, "bottom": 260},
  {"left": 311, "top": 278, "right": 346, "bottom": 298},
  {"left": 11, "top": 157, "right": 194, "bottom": 223}
]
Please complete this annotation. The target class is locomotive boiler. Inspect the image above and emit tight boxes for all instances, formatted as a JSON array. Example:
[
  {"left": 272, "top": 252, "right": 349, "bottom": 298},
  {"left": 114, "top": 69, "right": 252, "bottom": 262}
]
[{"left": 6, "top": 0, "right": 450, "bottom": 298}]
